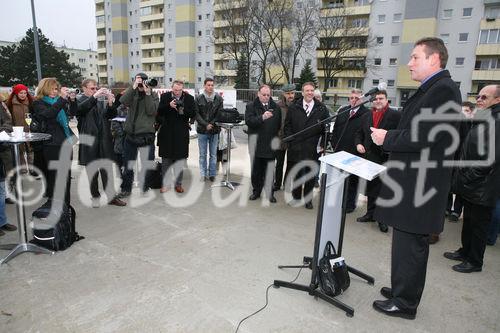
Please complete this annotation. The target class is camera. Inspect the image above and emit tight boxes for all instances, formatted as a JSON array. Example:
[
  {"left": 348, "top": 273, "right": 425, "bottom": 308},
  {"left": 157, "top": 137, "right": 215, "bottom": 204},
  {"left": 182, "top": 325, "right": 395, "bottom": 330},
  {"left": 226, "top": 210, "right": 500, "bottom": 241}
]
[
  {"left": 68, "top": 88, "right": 80, "bottom": 94},
  {"left": 137, "top": 73, "right": 158, "bottom": 88},
  {"left": 175, "top": 98, "right": 184, "bottom": 115}
]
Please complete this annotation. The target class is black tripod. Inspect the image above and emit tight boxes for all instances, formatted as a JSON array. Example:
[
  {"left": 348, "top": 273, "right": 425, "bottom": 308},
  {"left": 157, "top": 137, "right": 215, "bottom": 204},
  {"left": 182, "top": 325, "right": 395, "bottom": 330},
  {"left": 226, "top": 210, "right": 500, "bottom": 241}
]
[{"left": 274, "top": 97, "right": 376, "bottom": 317}]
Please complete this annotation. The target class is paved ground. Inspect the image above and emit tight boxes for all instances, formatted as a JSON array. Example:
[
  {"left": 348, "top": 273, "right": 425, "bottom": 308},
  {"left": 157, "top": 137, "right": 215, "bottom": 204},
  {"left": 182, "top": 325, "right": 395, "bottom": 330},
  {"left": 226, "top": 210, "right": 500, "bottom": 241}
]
[{"left": 0, "top": 137, "right": 499, "bottom": 333}]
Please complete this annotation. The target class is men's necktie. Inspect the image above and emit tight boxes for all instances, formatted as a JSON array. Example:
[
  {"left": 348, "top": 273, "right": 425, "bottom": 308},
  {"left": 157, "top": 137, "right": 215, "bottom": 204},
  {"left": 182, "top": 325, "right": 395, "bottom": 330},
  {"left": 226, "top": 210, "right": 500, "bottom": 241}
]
[
  {"left": 305, "top": 104, "right": 310, "bottom": 116},
  {"left": 264, "top": 103, "right": 268, "bottom": 111},
  {"left": 349, "top": 110, "right": 355, "bottom": 118}
]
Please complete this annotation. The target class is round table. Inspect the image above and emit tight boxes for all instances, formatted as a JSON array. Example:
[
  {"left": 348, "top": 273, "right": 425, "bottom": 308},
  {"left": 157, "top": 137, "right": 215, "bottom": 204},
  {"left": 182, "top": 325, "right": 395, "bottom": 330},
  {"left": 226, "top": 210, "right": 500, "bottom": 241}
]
[
  {"left": 0, "top": 133, "right": 53, "bottom": 265},
  {"left": 212, "top": 122, "right": 244, "bottom": 191}
]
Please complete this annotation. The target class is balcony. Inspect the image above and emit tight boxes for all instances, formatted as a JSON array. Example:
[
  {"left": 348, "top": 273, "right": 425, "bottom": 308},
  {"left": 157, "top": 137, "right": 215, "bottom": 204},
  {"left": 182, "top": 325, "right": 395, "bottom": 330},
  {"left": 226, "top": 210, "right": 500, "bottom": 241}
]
[
  {"left": 140, "top": 0, "right": 164, "bottom": 7},
  {"left": 214, "top": 18, "right": 244, "bottom": 28},
  {"left": 140, "top": 13, "right": 164, "bottom": 23},
  {"left": 214, "top": 69, "right": 237, "bottom": 77},
  {"left": 316, "top": 27, "right": 369, "bottom": 38},
  {"left": 320, "top": 5, "right": 371, "bottom": 17},
  {"left": 140, "top": 28, "right": 164, "bottom": 36},
  {"left": 141, "top": 42, "right": 165, "bottom": 50},
  {"left": 96, "top": 21, "right": 105, "bottom": 29},
  {"left": 142, "top": 56, "right": 165, "bottom": 64},
  {"left": 97, "top": 60, "right": 107, "bottom": 66},
  {"left": 95, "top": 0, "right": 104, "bottom": 4},
  {"left": 98, "top": 72, "right": 107, "bottom": 78},
  {"left": 96, "top": 10, "right": 104, "bottom": 16},
  {"left": 214, "top": 1, "right": 246, "bottom": 11},
  {"left": 316, "top": 69, "right": 364, "bottom": 78},
  {"left": 472, "top": 69, "right": 500, "bottom": 81},
  {"left": 316, "top": 48, "right": 367, "bottom": 58},
  {"left": 144, "top": 70, "right": 165, "bottom": 78},
  {"left": 97, "top": 47, "right": 106, "bottom": 54},
  {"left": 480, "top": 18, "right": 500, "bottom": 29},
  {"left": 97, "top": 35, "right": 106, "bottom": 42},
  {"left": 476, "top": 44, "right": 500, "bottom": 56}
]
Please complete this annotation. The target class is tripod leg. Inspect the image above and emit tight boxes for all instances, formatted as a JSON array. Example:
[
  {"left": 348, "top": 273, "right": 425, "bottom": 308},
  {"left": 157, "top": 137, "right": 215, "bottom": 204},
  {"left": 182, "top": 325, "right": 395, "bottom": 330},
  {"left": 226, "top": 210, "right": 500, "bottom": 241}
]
[
  {"left": 278, "top": 265, "right": 309, "bottom": 269},
  {"left": 313, "top": 289, "right": 354, "bottom": 317},
  {"left": 347, "top": 265, "right": 375, "bottom": 285}
]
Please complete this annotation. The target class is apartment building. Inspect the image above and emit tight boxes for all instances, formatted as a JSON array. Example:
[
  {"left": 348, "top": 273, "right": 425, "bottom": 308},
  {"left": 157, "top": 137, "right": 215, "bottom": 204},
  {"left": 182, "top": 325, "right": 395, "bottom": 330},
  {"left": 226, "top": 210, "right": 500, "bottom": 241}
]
[
  {"left": 0, "top": 40, "right": 98, "bottom": 81},
  {"left": 95, "top": 0, "right": 214, "bottom": 88}
]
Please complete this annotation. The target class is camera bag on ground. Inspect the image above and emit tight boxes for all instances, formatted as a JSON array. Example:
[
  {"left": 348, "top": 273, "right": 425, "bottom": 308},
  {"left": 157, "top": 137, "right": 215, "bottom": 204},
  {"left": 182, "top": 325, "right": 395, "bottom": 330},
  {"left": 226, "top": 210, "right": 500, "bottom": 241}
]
[
  {"left": 146, "top": 160, "right": 162, "bottom": 189},
  {"left": 31, "top": 199, "right": 84, "bottom": 251},
  {"left": 216, "top": 108, "right": 243, "bottom": 124},
  {"left": 318, "top": 241, "right": 350, "bottom": 296}
]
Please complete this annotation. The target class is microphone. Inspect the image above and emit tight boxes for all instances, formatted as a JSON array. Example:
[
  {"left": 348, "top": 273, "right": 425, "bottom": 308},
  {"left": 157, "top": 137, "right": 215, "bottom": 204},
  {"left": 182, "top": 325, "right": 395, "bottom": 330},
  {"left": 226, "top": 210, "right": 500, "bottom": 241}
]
[{"left": 363, "top": 82, "right": 388, "bottom": 97}]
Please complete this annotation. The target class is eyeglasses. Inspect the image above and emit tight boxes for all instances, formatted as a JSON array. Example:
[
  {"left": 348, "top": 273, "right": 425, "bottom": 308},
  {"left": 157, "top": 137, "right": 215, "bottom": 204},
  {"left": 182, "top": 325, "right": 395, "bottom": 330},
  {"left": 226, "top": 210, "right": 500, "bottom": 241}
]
[
  {"left": 476, "top": 94, "right": 489, "bottom": 100},
  {"left": 87, "top": 87, "right": 97, "bottom": 91}
]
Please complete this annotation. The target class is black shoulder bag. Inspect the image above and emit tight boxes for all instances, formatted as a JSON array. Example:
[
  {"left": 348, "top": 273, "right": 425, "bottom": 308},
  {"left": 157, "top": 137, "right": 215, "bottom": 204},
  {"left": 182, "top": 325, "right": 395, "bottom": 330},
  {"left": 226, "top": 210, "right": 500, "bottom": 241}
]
[{"left": 318, "top": 241, "right": 350, "bottom": 296}]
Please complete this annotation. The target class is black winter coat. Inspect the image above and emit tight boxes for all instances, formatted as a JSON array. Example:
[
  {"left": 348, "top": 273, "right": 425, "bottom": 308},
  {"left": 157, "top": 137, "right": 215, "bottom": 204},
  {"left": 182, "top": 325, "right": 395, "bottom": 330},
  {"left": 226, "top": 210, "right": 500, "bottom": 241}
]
[
  {"left": 374, "top": 70, "right": 462, "bottom": 234},
  {"left": 76, "top": 95, "right": 117, "bottom": 165},
  {"left": 331, "top": 104, "right": 369, "bottom": 154},
  {"left": 245, "top": 98, "right": 282, "bottom": 159},
  {"left": 156, "top": 91, "right": 196, "bottom": 159},
  {"left": 32, "top": 97, "right": 77, "bottom": 146},
  {"left": 454, "top": 103, "right": 500, "bottom": 207},
  {"left": 195, "top": 93, "right": 223, "bottom": 134},
  {"left": 284, "top": 98, "right": 330, "bottom": 161}
]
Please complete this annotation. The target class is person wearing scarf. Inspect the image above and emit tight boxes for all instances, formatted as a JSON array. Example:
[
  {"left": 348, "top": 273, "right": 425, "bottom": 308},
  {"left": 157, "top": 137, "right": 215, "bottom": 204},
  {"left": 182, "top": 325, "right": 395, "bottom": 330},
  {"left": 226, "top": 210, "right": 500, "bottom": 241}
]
[
  {"left": 354, "top": 90, "right": 401, "bottom": 232},
  {"left": 32, "top": 78, "right": 77, "bottom": 204}
]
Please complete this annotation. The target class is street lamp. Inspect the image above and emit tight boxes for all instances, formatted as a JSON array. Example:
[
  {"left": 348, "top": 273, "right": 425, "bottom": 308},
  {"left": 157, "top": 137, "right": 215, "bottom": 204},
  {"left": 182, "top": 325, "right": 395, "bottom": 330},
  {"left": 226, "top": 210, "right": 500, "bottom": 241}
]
[{"left": 30, "top": 0, "right": 42, "bottom": 82}]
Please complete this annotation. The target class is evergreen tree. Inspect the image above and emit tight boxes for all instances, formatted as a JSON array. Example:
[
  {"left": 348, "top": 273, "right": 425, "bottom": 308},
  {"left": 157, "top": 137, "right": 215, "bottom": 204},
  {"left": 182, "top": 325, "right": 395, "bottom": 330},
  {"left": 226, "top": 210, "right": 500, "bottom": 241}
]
[
  {"left": 296, "top": 59, "right": 318, "bottom": 89},
  {"left": 0, "top": 28, "right": 82, "bottom": 87},
  {"left": 234, "top": 54, "right": 249, "bottom": 89}
]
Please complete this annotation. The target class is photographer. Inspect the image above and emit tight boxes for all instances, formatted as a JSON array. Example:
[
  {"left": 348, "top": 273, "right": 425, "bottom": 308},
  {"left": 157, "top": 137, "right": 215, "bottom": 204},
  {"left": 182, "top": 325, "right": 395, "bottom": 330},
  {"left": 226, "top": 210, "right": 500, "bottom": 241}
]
[
  {"left": 76, "top": 79, "right": 126, "bottom": 207},
  {"left": 156, "top": 80, "right": 196, "bottom": 193},
  {"left": 195, "top": 78, "right": 223, "bottom": 182},
  {"left": 118, "top": 73, "right": 159, "bottom": 197}
]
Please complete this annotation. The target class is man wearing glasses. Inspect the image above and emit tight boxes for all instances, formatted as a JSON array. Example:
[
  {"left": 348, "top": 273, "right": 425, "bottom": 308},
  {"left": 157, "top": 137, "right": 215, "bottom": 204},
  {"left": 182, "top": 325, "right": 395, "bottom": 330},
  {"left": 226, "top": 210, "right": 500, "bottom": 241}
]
[
  {"left": 77, "top": 79, "right": 126, "bottom": 207},
  {"left": 444, "top": 85, "right": 500, "bottom": 273},
  {"left": 330, "top": 89, "right": 369, "bottom": 213}
]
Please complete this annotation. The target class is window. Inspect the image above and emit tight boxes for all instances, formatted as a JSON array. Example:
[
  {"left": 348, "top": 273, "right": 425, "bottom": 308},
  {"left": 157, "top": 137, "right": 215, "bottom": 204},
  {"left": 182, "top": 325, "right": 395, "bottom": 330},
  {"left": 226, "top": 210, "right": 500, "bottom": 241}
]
[
  {"left": 393, "top": 13, "right": 402, "bottom": 22},
  {"left": 455, "top": 57, "right": 465, "bottom": 66},
  {"left": 197, "top": 46, "right": 201, "bottom": 52},
  {"left": 374, "top": 58, "right": 381, "bottom": 66},
  {"left": 206, "top": 61, "right": 210, "bottom": 66},
  {"left": 474, "top": 58, "right": 500, "bottom": 70},
  {"left": 485, "top": 6, "right": 500, "bottom": 19},
  {"left": 443, "top": 9, "right": 452, "bottom": 19},
  {"left": 440, "top": 33, "right": 450, "bottom": 44},
  {"left": 389, "top": 58, "right": 397, "bottom": 66},
  {"left": 140, "top": 7, "right": 151, "bottom": 16},
  {"left": 198, "top": 62, "right": 202, "bottom": 67},
  {"left": 463, "top": 8, "right": 472, "bottom": 17},
  {"left": 348, "top": 79, "right": 362, "bottom": 89},
  {"left": 458, "top": 33, "right": 468, "bottom": 42},
  {"left": 206, "top": 14, "right": 210, "bottom": 19},
  {"left": 372, "top": 79, "right": 380, "bottom": 86},
  {"left": 168, "top": 63, "right": 172, "bottom": 68},
  {"left": 169, "top": 78, "right": 173, "bottom": 82},
  {"left": 198, "top": 15, "right": 202, "bottom": 20},
  {"left": 376, "top": 37, "right": 384, "bottom": 44},
  {"left": 130, "top": 38, "right": 133, "bottom": 43},
  {"left": 378, "top": 15, "right": 386, "bottom": 23},
  {"left": 198, "top": 77, "right": 202, "bottom": 83},
  {"left": 206, "top": 46, "right": 210, "bottom": 52},
  {"left": 387, "top": 80, "right": 395, "bottom": 87},
  {"left": 168, "top": 34, "right": 172, "bottom": 39},
  {"left": 391, "top": 36, "right": 400, "bottom": 44},
  {"left": 130, "top": 52, "right": 133, "bottom": 56},
  {"left": 206, "top": 30, "right": 211, "bottom": 36},
  {"left": 136, "top": 51, "right": 139, "bottom": 55},
  {"left": 328, "top": 78, "right": 338, "bottom": 88},
  {"left": 198, "top": 31, "right": 202, "bottom": 36}
]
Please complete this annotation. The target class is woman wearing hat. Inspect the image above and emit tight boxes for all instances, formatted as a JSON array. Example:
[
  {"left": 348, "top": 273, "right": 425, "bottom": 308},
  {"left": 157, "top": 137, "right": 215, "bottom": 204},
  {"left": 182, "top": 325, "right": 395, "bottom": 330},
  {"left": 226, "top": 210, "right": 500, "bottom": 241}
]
[{"left": 6, "top": 84, "right": 34, "bottom": 172}]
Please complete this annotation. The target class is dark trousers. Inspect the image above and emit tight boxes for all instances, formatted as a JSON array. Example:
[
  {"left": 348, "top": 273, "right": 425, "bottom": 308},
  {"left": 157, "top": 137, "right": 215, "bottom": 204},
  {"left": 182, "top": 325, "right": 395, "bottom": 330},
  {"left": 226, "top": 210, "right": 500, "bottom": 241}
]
[
  {"left": 488, "top": 199, "right": 500, "bottom": 245},
  {"left": 446, "top": 193, "right": 463, "bottom": 215},
  {"left": 121, "top": 139, "right": 155, "bottom": 192},
  {"left": 88, "top": 166, "right": 117, "bottom": 200},
  {"left": 391, "top": 228, "right": 429, "bottom": 312},
  {"left": 286, "top": 159, "right": 317, "bottom": 204},
  {"left": 459, "top": 199, "right": 493, "bottom": 267},
  {"left": 274, "top": 149, "right": 286, "bottom": 189},
  {"left": 346, "top": 175, "right": 359, "bottom": 210},
  {"left": 43, "top": 145, "right": 71, "bottom": 205},
  {"left": 251, "top": 156, "right": 274, "bottom": 197},
  {"left": 162, "top": 158, "right": 185, "bottom": 186}
]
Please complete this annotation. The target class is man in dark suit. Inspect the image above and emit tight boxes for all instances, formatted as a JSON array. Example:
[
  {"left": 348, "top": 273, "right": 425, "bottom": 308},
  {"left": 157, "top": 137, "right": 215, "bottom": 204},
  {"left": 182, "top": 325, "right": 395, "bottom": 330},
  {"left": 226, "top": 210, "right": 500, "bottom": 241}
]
[
  {"left": 370, "top": 37, "right": 461, "bottom": 319},
  {"left": 245, "top": 84, "right": 282, "bottom": 203},
  {"left": 354, "top": 90, "right": 400, "bottom": 232},
  {"left": 331, "top": 89, "right": 369, "bottom": 213},
  {"left": 284, "top": 82, "right": 329, "bottom": 209}
]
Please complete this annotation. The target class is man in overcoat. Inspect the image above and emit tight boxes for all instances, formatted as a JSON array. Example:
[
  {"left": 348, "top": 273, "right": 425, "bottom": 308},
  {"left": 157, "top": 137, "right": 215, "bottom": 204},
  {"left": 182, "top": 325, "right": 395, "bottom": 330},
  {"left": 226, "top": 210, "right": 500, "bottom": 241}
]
[
  {"left": 370, "top": 37, "right": 461, "bottom": 319},
  {"left": 156, "top": 80, "right": 196, "bottom": 193}
]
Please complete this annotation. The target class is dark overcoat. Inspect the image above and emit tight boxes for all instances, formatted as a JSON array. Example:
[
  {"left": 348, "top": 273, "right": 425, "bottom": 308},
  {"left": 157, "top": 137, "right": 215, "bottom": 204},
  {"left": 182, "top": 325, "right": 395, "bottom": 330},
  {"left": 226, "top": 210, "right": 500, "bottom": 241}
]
[
  {"left": 156, "top": 91, "right": 196, "bottom": 159},
  {"left": 284, "top": 98, "right": 330, "bottom": 162},
  {"left": 331, "top": 104, "right": 369, "bottom": 154},
  {"left": 245, "top": 98, "right": 282, "bottom": 159},
  {"left": 374, "top": 70, "right": 462, "bottom": 234},
  {"left": 76, "top": 95, "right": 117, "bottom": 165}
]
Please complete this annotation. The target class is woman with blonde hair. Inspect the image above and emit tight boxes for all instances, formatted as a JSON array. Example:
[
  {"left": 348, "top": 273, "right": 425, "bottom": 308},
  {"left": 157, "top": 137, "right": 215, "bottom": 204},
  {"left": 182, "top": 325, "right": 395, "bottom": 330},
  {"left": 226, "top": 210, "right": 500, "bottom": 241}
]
[{"left": 32, "top": 78, "right": 77, "bottom": 204}]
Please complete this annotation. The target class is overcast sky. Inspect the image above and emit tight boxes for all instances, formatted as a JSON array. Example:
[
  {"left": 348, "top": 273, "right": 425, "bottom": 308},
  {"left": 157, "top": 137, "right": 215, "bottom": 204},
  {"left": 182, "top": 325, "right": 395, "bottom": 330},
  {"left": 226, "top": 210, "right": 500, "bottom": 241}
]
[{"left": 0, "top": 0, "right": 97, "bottom": 50}]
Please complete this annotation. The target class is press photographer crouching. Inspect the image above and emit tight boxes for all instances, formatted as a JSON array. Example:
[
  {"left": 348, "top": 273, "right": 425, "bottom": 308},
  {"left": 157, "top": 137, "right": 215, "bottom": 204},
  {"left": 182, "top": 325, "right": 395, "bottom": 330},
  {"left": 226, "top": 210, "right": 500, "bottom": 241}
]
[
  {"left": 76, "top": 79, "right": 126, "bottom": 207},
  {"left": 117, "top": 73, "right": 159, "bottom": 197}
]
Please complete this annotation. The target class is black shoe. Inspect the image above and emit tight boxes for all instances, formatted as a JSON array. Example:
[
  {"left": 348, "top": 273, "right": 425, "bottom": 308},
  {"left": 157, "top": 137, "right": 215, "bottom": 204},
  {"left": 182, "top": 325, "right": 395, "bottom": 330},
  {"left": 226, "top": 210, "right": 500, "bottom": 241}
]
[
  {"left": 373, "top": 299, "right": 416, "bottom": 320},
  {"left": 380, "top": 287, "right": 392, "bottom": 299},
  {"left": 378, "top": 223, "right": 388, "bottom": 233},
  {"left": 443, "top": 250, "right": 465, "bottom": 261},
  {"left": 269, "top": 196, "right": 277, "bottom": 203},
  {"left": 305, "top": 202, "right": 313, "bottom": 210},
  {"left": 0, "top": 223, "right": 17, "bottom": 231},
  {"left": 209, "top": 176, "right": 215, "bottom": 182},
  {"left": 5, "top": 198, "right": 14, "bottom": 204},
  {"left": 448, "top": 213, "right": 459, "bottom": 222},
  {"left": 429, "top": 234, "right": 440, "bottom": 244},
  {"left": 452, "top": 261, "right": 482, "bottom": 273},
  {"left": 249, "top": 193, "right": 260, "bottom": 201},
  {"left": 346, "top": 207, "right": 355, "bottom": 213},
  {"left": 356, "top": 214, "right": 375, "bottom": 222}
]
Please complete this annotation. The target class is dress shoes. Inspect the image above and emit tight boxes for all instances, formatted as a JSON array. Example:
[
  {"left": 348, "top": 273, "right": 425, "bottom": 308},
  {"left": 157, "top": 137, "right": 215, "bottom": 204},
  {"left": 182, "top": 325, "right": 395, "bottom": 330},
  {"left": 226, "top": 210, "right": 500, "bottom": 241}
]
[
  {"left": 428, "top": 234, "right": 440, "bottom": 244},
  {"left": 443, "top": 250, "right": 465, "bottom": 261},
  {"left": 109, "top": 197, "right": 127, "bottom": 207},
  {"left": 305, "top": 202, "right": 313, "bottom": 210},
  {"left": 5, "top": 197, "right": 15, "bottom": 204},
  {"left": 249, "top": 193, "right": 260, "bottom": 201},
  {"left": 448, "top": 213, "right": 459, "bottom": 222},
  {"left": 378, "top": 222, "right": 389, "bottom": 233},
  {"left": 380, "top": 287, "right": 392, "bottom": 299},
  {"left": 356, "top": 214, "right": 375, "bottom": 223},
  {"left": 269, "top": 196, "right": 277, "bottom": 203},
  {"left": 452, "top": 261, "right": 482, "bottom": 273},
  {"left": 373, "top": 299, "right": 416, "bottom": 320},
  {"left": 174, "top": 185, "right": 185, "bottom": 193},
  {"left": 0, "top": 223, "right": 17, "bottom": 232},
  {"left": 209, "top": 176, "right": 215, "bottom": 182},
  {"left": 346, "top": 207, "right": 355, "bottom": 214}
]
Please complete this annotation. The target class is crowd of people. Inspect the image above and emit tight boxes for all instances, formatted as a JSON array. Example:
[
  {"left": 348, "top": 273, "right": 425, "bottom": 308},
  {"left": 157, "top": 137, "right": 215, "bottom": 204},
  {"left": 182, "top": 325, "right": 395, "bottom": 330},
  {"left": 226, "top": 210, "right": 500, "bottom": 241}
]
[{"left": 0, "top": 36, "right": 498, "bottom": 320}]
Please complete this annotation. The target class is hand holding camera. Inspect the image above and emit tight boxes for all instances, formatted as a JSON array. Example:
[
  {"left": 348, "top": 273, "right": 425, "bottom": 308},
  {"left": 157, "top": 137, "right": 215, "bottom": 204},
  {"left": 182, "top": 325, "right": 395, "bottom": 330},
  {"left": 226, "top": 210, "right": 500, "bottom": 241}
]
[
  {"left": 262, "top": 109, "right": 273, "bottom": 120},
  {"left": 60, "top": 87, "right": 69, "bottom": 99}
]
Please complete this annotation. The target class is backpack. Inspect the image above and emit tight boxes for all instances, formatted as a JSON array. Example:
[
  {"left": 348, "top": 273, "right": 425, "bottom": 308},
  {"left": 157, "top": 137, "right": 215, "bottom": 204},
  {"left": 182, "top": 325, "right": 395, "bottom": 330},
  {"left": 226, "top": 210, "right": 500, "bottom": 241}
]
[{"left": 31, "top": 200, "right": 84, "bottom": 251}]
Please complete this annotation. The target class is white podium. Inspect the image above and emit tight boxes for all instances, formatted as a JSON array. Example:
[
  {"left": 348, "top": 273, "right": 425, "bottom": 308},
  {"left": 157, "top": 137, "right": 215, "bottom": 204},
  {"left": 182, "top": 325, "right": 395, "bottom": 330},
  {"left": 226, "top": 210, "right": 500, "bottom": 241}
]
[{"left": 274, "top": 151, "right": 386, "bottom": 317}]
